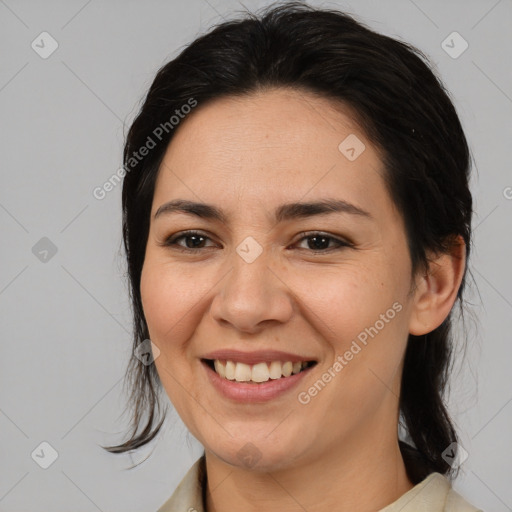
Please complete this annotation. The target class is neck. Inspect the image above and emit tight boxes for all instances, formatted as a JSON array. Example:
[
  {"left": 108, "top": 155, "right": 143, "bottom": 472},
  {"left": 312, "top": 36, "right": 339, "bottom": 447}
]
[{"left": 204, "top": 428, "right": 414, "bottom": 512}]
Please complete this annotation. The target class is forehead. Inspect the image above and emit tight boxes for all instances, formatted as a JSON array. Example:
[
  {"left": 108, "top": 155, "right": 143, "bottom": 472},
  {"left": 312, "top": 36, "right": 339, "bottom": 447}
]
[
  {"left": 165, "top": 87, "right": 368, "bottom": 159},
  {"left": 152, "top": 88, "right": 391, "bottom": 222}
]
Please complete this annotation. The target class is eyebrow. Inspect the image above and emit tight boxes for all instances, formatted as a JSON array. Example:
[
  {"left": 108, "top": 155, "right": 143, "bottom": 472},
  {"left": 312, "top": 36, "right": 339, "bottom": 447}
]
[{"left": 154, "top": 198, "right": 372, "bottom": 224}]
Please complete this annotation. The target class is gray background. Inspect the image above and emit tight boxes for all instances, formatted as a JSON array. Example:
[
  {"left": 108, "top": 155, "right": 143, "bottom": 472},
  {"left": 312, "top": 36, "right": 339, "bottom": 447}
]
[{"left": 1, "top": 0, "right": 511, "bottom": 510}]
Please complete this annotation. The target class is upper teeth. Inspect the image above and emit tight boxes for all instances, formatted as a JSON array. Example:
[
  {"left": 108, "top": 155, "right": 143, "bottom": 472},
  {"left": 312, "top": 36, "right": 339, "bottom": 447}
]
[{"left": 213, "top": 360, "right": 309, "bottom": 383}]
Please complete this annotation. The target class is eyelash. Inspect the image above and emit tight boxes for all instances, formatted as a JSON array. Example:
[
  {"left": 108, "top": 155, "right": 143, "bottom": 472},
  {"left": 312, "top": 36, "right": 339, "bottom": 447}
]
[{"left": 161, "top": 230, "right": 352, "bottom": 254}]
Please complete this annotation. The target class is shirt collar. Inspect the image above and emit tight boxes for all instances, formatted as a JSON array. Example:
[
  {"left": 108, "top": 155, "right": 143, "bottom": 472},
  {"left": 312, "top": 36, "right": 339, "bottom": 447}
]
[{"left": 156, "top": 455, "right": 478, "bottom": 512}]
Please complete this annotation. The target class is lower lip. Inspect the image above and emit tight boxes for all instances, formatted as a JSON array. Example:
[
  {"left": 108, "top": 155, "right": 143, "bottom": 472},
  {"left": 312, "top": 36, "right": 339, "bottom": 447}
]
[{"left": 202, "top": 361, "right": 314, "bottom": 403}]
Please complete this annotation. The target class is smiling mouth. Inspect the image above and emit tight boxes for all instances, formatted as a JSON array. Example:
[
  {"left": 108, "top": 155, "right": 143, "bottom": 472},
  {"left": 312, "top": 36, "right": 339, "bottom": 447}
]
[{"left": 202, "top": 358, "right": 317, "bottom": 384}]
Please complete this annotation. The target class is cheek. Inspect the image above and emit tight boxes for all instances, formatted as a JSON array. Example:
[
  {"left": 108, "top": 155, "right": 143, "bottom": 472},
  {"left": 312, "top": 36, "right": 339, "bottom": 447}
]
[
  {"left": 140, "top": 263, "right": 168, "bottom": 336},
  {"left": 289, "top": 261, "right": 405, "bottom": 344},
  {"left": 140, "top": 262, "right": 200, "bottom": 347},
  {"left": 140, "top": 262, "right": 205, "bottom": 417},
  {"left": 292, "top": 262, "right": 409, "bottom": 397}
]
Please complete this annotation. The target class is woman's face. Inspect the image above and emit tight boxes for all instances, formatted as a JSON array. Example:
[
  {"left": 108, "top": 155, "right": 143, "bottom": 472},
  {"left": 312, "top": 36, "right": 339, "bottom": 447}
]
[{"left": 141, "top": 88, "right": 418, "bottom": 471}]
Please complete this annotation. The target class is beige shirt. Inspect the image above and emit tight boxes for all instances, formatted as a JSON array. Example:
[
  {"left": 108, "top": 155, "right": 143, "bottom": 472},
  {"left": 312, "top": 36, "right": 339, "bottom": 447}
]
[{"left": 157, "top": 456, "right": 483, "bottom": 512}]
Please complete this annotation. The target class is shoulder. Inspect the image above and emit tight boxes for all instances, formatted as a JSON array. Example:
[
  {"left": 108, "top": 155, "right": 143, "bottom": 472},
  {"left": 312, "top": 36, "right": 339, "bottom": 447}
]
[
  {"left": 444, "top": 482, "right": 484, "bottom": 512},
  {"left": 156, "top": 455, "right": 206, "bottom": 512},
  {"left": 379, "top": 472, "right": 483, "bottom": 512}
]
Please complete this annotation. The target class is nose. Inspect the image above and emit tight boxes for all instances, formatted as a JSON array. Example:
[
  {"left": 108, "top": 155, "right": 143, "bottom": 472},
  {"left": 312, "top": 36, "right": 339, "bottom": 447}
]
[{"left": 209, "top": 246, "right": 294, "bottom": 334}]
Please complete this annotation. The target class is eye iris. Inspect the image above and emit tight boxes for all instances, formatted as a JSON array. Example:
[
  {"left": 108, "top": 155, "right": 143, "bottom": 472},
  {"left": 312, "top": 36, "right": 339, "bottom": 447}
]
[
  {"left": 186, "top": 234, "right": 205, "bottom": 248},
  {"left": 308, "top": 235, "right": 330, "bottom": 250},
  {"left": 174, "top": 233, "right": 341, "bottom": 251}
]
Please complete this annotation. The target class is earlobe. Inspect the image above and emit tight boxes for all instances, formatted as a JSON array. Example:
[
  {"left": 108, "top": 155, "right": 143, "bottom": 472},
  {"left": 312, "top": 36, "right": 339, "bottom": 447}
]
[{"left": 409, "top": 236, "right": 466, "bottom": 336}]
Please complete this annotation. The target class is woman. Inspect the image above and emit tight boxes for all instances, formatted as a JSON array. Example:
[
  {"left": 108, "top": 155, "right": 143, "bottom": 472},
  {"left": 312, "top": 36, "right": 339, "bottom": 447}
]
[{"left": 103, "top": 2, "right": 482, "bottom": 510}]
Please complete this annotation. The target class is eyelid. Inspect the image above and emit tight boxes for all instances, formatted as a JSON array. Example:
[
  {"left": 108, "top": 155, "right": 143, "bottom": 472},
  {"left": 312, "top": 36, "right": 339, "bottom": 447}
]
[
  {"left": 161, "top": 230, "right": 218, "bottom": 249},
  {"left": 161, "top": 229, "right": 353, "bottom": 253},
  {"left": 293, "top": 230, "right": 353, "bottom": 249}
]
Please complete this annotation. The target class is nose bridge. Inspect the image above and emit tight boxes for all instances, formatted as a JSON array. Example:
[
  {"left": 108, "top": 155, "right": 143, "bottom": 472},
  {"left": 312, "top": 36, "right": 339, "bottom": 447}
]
[
  {"left": 231, "top": 236, "right": 271, "bottom": 293},
  {"left": 227, "top": 236, "right": 274, "bottom": 306},
  {"left": 210, "top": 236, "right": 293, "bottom": 332}
]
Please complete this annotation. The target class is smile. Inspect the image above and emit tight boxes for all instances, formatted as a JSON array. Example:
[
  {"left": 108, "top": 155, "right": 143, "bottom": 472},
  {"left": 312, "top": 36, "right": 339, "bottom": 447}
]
[{"left": 203, "top": 359, "right": 317, "bottom": 384}]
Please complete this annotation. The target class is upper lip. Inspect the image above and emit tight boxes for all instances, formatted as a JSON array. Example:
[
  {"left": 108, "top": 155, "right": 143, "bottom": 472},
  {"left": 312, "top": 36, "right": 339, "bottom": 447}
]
[{"left": 201, "top": 349, "right": 317, "bottom": 365}]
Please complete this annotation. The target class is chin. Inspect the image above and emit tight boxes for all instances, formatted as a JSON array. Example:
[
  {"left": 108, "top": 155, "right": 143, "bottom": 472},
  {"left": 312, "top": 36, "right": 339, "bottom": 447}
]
[{"left": 203, "top": 427, "right": 309, "bottom": 473}]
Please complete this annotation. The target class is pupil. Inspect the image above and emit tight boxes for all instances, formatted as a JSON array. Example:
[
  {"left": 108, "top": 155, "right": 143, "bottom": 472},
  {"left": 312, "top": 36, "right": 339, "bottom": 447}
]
[
  {"left": 187, "top": 235, "right": 204, "bottom": 248},
  {"left": 186, "top": 235, "right": 330, "bottom": 250},
  {"left": 309, "top": 236, "right": 329, "bottom": 250}
]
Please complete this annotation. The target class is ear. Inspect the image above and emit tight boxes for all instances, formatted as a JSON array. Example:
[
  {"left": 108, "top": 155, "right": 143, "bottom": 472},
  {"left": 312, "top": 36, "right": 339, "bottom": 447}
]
[{"left": 409, "top": 236, "right": 466, "bottom": 336}]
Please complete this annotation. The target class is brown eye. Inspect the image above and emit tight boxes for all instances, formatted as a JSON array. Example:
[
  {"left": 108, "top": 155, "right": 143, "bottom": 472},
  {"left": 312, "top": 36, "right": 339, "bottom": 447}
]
[
  {"left": 163, "top": 230, "right": 217, "bottom": 251},
  {"left": 161, "top": 230, "right": 352, "bottom": 254},
  {"left": 294, "top": 232, "right": 352, "bottom": 252}
]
